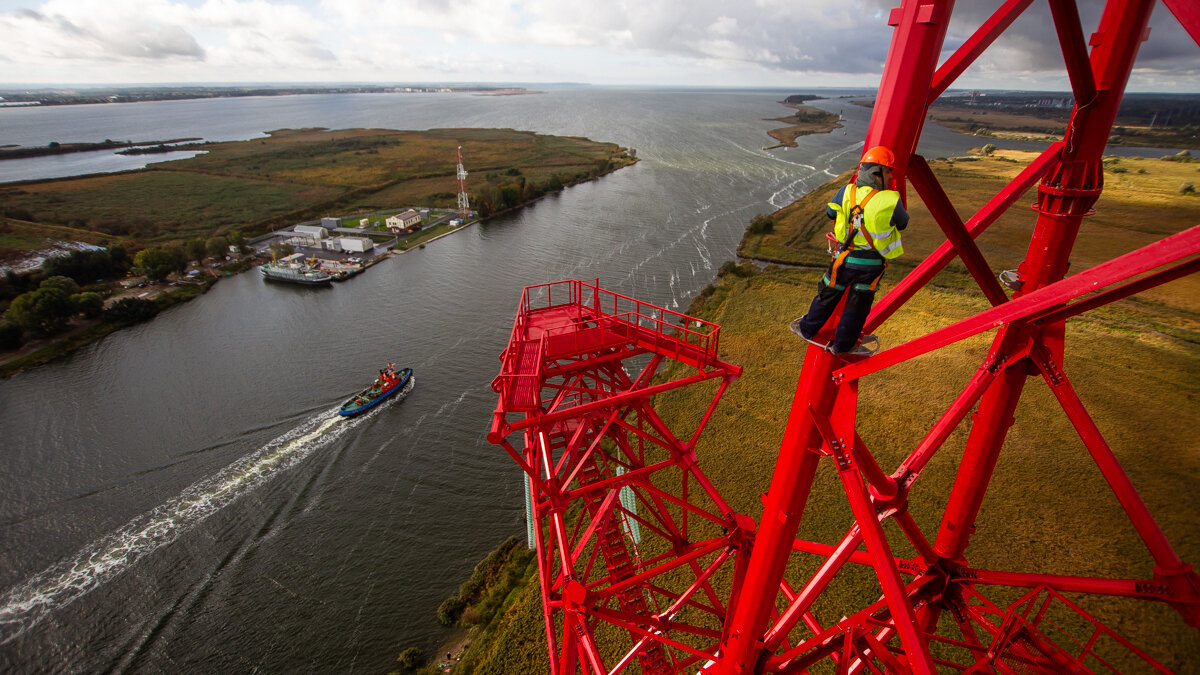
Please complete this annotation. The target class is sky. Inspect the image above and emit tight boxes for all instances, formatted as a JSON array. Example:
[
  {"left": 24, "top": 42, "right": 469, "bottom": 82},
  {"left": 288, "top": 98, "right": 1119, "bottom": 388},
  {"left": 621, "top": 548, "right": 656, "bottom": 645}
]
[{"left": 0, "top": 0, "right": 1196, "bottom": 91}]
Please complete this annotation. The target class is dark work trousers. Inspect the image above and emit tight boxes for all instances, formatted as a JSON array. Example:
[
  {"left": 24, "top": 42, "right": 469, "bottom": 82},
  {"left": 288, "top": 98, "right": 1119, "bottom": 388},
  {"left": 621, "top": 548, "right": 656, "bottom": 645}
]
[{"left": 797, "top": 261, "right": 884, "bottom": 352}]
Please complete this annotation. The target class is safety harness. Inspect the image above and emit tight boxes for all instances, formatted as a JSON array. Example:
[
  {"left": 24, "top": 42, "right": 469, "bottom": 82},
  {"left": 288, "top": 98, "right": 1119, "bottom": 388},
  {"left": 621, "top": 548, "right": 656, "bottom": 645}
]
[{"left": 827, "top": 183, "right": 888, "bottom": 292}]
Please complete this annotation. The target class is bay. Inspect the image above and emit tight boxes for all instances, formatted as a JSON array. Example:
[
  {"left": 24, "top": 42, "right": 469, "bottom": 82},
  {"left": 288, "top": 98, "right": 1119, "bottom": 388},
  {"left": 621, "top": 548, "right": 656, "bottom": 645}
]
[{"left": 1, "top": 87, "right": 1024, "bottom": 672}]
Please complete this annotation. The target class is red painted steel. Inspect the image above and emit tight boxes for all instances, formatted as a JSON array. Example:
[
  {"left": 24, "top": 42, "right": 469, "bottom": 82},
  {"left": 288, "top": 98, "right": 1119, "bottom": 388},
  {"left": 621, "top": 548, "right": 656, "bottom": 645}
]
[
  {"left": 489, "top": 280, "right": 743, "bottom": 674},
  {"left": 488, "top": 1, "right": 1199, "bottom": 672}
]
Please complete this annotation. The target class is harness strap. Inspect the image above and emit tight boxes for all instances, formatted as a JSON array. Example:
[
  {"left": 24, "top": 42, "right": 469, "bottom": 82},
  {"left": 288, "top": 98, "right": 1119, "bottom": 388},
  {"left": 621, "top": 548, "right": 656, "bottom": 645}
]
[
  {"left": 868, "top": 260, "right": 889, "bottom": 291},
  {"left": 828, "top": 249, "right": 852, "bottom": 285},
  {"left": 844, "top": 184, "right": 881, "bottom": 252}
]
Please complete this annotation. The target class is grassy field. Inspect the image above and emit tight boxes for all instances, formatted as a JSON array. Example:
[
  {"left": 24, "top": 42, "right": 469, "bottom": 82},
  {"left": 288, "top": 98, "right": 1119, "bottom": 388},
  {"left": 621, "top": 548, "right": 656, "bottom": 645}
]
[
  {"left": 459, "top": 151, "right": 1200, "bottom": 673},
  {"left": 927, "top": 100, "right": 1200, "bottom": 149},
  {"left": 0, "top": 127, "right": 635, "bottom": 249}
]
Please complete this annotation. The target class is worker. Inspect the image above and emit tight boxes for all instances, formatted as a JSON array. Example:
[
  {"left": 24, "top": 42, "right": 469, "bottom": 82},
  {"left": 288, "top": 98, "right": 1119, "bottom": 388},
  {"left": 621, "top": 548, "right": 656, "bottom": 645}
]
[{"left": 791, "top": 145, "right": 908, "bottom": 355}]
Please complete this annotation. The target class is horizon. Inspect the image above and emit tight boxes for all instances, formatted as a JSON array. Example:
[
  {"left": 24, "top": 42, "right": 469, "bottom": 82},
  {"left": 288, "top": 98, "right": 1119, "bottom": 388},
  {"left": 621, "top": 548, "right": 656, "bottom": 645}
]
[{"left": 2, "top": 83, "right": 1198, "bottom": 96}]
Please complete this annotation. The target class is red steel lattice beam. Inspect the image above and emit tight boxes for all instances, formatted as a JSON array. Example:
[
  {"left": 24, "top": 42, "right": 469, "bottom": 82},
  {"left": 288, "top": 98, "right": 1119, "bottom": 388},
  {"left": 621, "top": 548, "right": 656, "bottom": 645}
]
[{"left": 489, "top": 1, "right": 1200, "bottom": 673}]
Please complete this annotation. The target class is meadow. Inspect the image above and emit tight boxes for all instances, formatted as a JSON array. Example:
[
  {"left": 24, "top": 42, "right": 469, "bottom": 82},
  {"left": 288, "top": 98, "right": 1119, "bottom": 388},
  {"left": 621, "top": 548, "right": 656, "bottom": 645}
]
[{"left": 0, "top": 127, "right": 635, "bottom": 249}]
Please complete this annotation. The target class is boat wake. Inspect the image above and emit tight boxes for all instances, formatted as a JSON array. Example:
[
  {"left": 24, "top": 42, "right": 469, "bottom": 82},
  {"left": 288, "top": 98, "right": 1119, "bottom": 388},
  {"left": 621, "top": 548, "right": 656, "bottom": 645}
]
[{"left": 0, "top": 396, "right": 402, "bottom": 645}]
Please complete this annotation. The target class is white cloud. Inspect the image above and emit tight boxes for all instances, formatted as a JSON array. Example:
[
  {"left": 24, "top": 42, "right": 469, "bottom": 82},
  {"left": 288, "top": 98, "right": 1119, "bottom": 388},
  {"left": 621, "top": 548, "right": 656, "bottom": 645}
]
[{"left": 0, "top": 0, "right": 1195, "bottom": 88}]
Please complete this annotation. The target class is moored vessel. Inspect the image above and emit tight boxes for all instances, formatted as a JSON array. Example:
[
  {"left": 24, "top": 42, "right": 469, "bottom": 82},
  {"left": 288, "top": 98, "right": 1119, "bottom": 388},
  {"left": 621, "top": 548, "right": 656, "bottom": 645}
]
[{"left": 261, "top": 255, "right": 333, "bottom": 285}]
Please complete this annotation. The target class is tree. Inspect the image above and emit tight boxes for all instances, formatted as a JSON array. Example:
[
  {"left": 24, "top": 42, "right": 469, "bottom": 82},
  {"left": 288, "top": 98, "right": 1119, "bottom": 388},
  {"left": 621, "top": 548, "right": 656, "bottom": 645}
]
[
  {"left": 108, "top": 243, "right": 129, "bottom": 270},
  {"left": 498, "top": 185, "right": 520, "bottom": 209},
  {"left": 40, "top": 275, "right": 80, "bottom": 296},
  {"left": 104, "top": 297, "right": 158, "bottom": 324},
  {"left": 397, "top": 647, "right": 425, "bottom": 670},
  {"left": 980, "top": 143, "right": 997, "bottom": 157},
  {"left": 226, "top": 230, "right": 245, "bottom": 250},
  {"left": 7, "top": 286, "right": 73, "bottom": 336},
  {"left": 437, "top": 595, "right": 465, "bottom": 626},
  {"left": 71, "top": 292, "right": 104, "bottom": 318},
  {"left": 186, "top": 238, "right": 208, "bottom": 263},
  {"left": 206, "top": 236, "right": 229, "bottom": 259},
  {"left": 0, "top": 320, "right": 21, "bottom": 350},
  {"left": 134, "top": 247, "right": 186, "bottom": 282}
]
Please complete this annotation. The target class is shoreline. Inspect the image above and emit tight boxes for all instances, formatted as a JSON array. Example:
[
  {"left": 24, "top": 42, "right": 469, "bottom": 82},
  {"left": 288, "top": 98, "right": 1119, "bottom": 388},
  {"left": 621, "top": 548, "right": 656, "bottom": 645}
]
[
  {"left": 761, "top": 102, "right": 842, "bottom": 150},
  {"left": 0, "top": 156, "right": 636, "bottom": 378}
]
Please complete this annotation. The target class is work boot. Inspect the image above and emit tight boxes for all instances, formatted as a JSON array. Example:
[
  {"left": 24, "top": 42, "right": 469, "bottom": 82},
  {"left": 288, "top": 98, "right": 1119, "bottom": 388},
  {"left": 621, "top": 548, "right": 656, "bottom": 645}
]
[
  {"left": 830, "top": 334, "right": 880, "bottom": 357},
  {"left": 790, "top": 317, "right": 827, "bottom": 349}
]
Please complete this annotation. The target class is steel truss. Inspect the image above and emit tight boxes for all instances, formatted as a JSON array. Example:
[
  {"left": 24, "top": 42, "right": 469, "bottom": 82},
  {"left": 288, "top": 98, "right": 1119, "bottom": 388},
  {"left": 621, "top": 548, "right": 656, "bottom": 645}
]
[{"left": 489, "top": 1, "right": 1200, "bottom": 672}]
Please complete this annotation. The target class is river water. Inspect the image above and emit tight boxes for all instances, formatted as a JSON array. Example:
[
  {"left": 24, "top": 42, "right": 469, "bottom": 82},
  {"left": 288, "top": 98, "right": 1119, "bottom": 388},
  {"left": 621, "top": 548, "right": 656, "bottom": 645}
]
[{"left": 1, "top": 87, "right": 1034, "bottom": 673}]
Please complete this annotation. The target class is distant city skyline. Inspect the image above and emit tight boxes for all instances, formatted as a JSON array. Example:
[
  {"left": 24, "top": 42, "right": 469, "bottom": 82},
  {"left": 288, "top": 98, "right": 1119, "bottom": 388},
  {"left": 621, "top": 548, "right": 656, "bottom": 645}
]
[{"left": 1, "top": 0, "right": 1197, "bottom": 92}]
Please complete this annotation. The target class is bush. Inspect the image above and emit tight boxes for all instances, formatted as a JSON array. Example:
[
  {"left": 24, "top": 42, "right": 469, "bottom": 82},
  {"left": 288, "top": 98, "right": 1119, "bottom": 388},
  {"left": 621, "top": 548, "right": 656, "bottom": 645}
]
[
  {"left": 7, "top": 286, "right": 73, "bottom": 337},
  {"left": 460, "top": 605, "right": 480, "bottom": 625},
  {"left": 979, "top": 143, "right": 997, "bottom": 157},
  {"left": 133, "top": 247, "right": 187, "bottom": 282},
  {"left": 39, "top": 275, "right": 80, "bottom": 296},
  {"left": 398, "top": 646, "right": 425, "bottom": 670},
  {"left": 71, "top": 292, "right": 104, "bottom": 318},
  {"left": 42, "top": 246, "right": 129, "bottom": 284},
  {"left": 104, "top": 297, "right": 159, "bottom": 324},
  {"left": 437, "top": 595, "right": 466, "bottom": 626},
  {"left": 1179, "top": 182, "right": 1196, "bottom": 195},
  {"left": 748, "top": 213, "right": 775, "bottom": 235},
  {"left": 718, "top": 260, "right": 758, "bottom": 279},
  {"left": 0, "top": 320, "right": 21, "bottom": 350}
]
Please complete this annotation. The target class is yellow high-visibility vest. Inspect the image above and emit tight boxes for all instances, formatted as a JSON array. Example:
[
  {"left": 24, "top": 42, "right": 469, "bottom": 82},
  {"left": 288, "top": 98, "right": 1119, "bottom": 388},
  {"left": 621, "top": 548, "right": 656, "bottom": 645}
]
[{"left": 828, "top": 184, "right": 904, "bottom": 259}]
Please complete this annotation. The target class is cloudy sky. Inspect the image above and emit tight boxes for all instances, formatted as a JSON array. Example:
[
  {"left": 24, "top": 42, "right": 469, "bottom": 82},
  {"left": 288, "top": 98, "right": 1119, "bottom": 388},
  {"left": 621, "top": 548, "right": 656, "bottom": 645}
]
[{"left": 0, "top": 0, "right": 1196, "bottom": 91}]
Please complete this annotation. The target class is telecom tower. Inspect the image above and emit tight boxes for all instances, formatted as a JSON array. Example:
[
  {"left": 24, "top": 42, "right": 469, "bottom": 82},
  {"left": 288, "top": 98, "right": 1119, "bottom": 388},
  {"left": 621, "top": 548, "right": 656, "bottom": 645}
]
[
  {"left": 489, "top": 1, "right": 1200, "bottom": 672},
  {"left": 457, "top": 145, "right": 470, "bottom": 221}
]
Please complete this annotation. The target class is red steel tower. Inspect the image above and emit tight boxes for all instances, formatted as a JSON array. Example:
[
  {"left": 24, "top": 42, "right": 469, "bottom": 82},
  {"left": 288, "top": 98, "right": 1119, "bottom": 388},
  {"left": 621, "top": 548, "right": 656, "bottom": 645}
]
[
  {"left": 457, "top": 145, "right": 471, "bottom": 222},
  {"left": 489, "top": 1, "right": 1200, "bottom": 672}
]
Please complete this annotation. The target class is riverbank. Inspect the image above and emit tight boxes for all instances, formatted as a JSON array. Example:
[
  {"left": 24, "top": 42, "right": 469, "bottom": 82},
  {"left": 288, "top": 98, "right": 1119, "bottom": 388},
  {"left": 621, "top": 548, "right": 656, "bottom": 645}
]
[
  {"left": 447, "top": 149, "right": 1200, "bottom": 672},
  {"left": 0, "top": 127, "right": 637, "bottom": 377}
]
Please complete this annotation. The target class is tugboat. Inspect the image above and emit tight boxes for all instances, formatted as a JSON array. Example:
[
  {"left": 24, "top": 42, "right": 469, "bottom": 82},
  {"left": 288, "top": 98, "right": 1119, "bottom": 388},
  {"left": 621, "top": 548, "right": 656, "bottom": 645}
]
[
  {"left": 261, "top": 254, "right": 332, "bottom": 286},
  {"left": 339, "top": 362, "right": 413, "bottom": 417}
]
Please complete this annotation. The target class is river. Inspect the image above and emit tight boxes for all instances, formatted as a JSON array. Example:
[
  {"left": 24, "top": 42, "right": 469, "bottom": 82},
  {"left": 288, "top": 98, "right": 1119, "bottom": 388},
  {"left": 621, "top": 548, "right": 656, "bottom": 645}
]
[{"left": 1, "top": 87, "right": 1039, "bottom": 673}]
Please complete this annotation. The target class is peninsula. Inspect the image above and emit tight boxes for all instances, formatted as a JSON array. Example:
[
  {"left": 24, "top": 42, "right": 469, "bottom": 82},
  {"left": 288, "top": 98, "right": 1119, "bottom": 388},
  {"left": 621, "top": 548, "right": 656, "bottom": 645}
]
[{"left": 0, "top": 127, "right": 637, "bottom": 375}]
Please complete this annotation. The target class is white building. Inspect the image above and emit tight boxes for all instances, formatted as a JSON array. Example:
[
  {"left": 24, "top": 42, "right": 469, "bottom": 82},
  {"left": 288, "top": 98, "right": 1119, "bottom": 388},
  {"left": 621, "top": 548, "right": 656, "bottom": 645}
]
[
  {"left": 294, "top": 224, "right": 328, "bottom": 239},
  {"left": 385, "top": 209, "right": 422, "bottom": 232},
  {"left": 320, "top": 217, "right": 341, "bottom": 229},
  {"left": 338, "top": 237, "right": 375, "bottom": 253}
]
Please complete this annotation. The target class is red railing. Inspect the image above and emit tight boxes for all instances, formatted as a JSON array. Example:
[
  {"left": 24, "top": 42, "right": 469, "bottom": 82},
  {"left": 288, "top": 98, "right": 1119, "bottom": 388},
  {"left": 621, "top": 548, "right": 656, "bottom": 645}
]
[{"left": 492, "top": 280, "right": 723, "bottom": 410}]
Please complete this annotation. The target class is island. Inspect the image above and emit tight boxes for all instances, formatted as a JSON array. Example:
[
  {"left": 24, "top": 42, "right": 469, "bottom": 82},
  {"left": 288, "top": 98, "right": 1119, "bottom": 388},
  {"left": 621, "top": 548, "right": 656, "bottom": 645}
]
[
  {"left": 762, "top": 94, "right": 843, "bottom": 149},
  {"left": 0, "top": 127, "right": 637, "bottom": 376}
]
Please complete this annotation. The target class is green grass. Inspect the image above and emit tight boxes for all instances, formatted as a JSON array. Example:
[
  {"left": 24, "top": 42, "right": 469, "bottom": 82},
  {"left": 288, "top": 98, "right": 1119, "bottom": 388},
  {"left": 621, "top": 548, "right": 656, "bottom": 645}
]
[
  {"left": 2, "top": 172, "right": 344, "bottom": 242},
  {"left": 0, "top": 127, "right": 633, "bottom": 248}
]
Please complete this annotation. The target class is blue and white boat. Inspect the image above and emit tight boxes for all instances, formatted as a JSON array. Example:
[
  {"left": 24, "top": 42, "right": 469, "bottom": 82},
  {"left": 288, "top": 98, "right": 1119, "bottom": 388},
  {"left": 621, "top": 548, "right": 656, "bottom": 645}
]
[{"left": 339, "top": 364, "right": 413, "bottom": 417}]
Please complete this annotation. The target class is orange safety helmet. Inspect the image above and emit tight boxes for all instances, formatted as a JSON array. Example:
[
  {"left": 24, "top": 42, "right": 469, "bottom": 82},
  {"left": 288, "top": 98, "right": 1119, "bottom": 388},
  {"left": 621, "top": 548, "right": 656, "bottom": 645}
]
[{"left": 861, "top": 145, "right": 895, "bottom": 168}]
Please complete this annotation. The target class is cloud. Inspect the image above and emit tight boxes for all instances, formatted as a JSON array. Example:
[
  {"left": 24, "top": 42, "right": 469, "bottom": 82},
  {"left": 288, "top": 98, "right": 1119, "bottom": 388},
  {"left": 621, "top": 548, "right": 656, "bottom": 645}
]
[
  {"left": 0, "top": 0, "right": 1195, "bottom": 87},
  {"left": 934, "top": 0, "right": 1199, "bottom": 88},
  {"left": 0, "top": 2, "right": 205, "bottom": 63}
]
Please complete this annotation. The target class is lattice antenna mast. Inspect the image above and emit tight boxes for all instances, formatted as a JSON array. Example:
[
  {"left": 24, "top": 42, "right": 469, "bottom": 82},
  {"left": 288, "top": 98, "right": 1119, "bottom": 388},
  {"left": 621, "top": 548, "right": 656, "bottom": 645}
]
[{"left": 456, "top": 145, "right": 470, "bottom": 221}]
